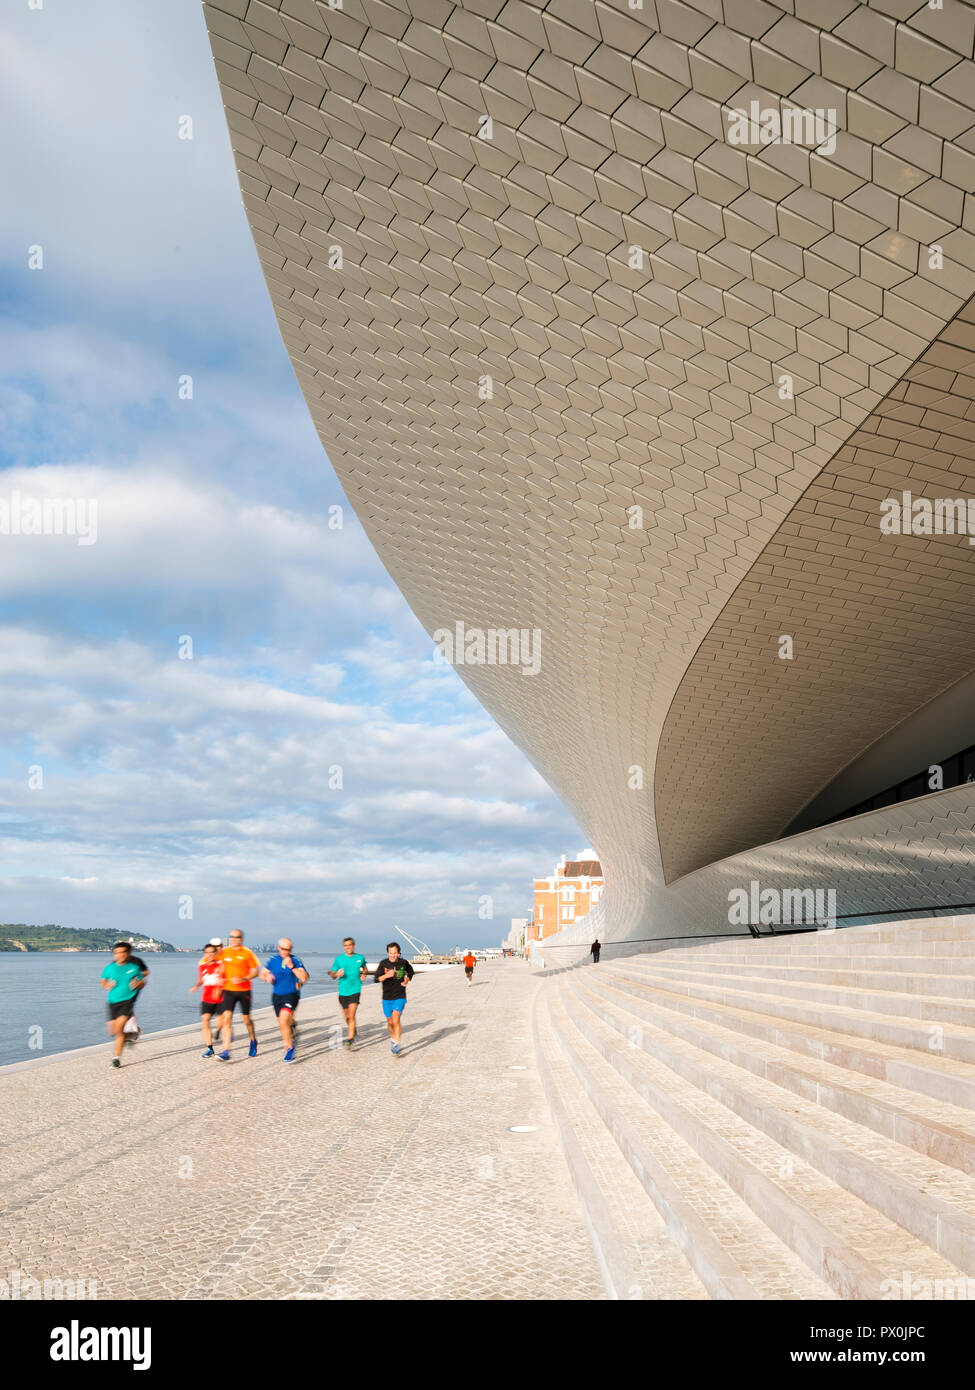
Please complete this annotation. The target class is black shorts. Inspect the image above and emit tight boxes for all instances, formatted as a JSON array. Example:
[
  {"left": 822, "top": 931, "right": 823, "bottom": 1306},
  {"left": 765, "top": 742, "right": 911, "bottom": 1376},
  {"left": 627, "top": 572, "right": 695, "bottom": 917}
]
[
  {"left": 108, "top": 999, "right": 136, "bottom": 1021},
  {"left": 465, "top": 967, "right": 474, "bottom": 977},
  {"left": 220, "top": 990, "right": 252, "bottom": 1015},
  {"left": 273, "top": 992, "right": 299, "bottom": 1016},
  {"left": 201, "top": 999, "right": 222, "bottom": 1015},
  {"left": 338, "top": 993, "right": 360, "bottom": 1007}
]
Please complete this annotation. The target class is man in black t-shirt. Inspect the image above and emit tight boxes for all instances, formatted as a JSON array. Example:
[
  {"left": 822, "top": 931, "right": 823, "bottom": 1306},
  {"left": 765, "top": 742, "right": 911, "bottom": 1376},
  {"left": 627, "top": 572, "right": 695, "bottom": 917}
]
[{"left": 375, "top": 941, "right": 414, "bottom": 1056}]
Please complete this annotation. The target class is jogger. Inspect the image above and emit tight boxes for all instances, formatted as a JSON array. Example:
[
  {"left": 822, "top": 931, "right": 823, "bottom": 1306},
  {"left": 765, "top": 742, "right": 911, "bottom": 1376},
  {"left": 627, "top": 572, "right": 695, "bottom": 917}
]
[
  {"left": 190, "top": 939, "right": 225, "bottom": 1057},
  {"left": 216, "top": 930, "right": 260, "bottom": 1061},
  {"left": 260, "top": 939, "right": 309, "bottom": 1062},
  {"left": 375, "top": 941, "right": 414, "bottom": 1055},
  {"left": 99, "top": 943, "right": 146, "bottom": 1068},
  {"left": 329, "top": 936, "right": 367, "bottom": 1047}
]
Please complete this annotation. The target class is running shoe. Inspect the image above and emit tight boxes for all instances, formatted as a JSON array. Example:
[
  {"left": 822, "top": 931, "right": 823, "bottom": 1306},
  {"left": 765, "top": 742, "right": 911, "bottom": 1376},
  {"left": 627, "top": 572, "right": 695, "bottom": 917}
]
[
  {"left": 128, "top": 1027, "right": 141, "bottom": 1043},
  {"left": 201, "top": 1046, "right": 214, "bottom": 1059},
  {"left": 248, "top": 1039, "right": 258, "bottom": 1058},
  {"left": 391, "top": 1042, "right": 401, "bottom": 1055},
  {"left": 284, "top": 1047, "right": 295, "bottom": 1062},
  {"left": 111, "top": 1057, "right": 121, "bottom": 1068},
  {"left": 343, "top": 1038, "right": 353, "bottom": 1049},
  {"left": 216, "top": 1050, "right": 231, "bottom": 1062}
]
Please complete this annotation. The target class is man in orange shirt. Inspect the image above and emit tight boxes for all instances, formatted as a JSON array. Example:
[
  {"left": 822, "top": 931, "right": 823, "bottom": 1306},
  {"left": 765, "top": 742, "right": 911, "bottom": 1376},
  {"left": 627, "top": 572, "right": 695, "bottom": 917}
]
[
  {"left": 216, "top": 929, "right": 261, "bottom": 1060},
  {"left": 463, "top": 951, "right": 476, "bottom": 985}
]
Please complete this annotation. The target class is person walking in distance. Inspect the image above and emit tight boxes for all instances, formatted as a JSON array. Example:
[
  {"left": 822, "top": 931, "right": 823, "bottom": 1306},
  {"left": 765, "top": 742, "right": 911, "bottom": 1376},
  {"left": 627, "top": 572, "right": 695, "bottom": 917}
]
[
  {"left": 216, "top": 929, "right": 261, "bottom": 1061},
  {"left": 259, "top": 938, "right": 309, "bottom": 1063},
  {"left": 462, "top": 950, "right": 476, "bottom": 985},
  {"left": 190, "top": 939, "right": 225, "bottom": 1058},
  {"left": 328, "top": 936, "right": 367, "bottom": 1048},
  {"left": 590, "top": 938, "right": 601, "bottom": 964},
  {"left": 375, "top": 942, "right": 414, "bottom": 1056},
  {"left": 99, "top": 942, "right": 147, "bottom": 1069}
]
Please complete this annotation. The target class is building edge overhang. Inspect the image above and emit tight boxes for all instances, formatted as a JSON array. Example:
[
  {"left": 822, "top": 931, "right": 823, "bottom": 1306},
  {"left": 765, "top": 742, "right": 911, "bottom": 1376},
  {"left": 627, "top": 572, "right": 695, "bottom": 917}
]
[{"left": 655, "top": 296, "right": 975, "bottom": 883}]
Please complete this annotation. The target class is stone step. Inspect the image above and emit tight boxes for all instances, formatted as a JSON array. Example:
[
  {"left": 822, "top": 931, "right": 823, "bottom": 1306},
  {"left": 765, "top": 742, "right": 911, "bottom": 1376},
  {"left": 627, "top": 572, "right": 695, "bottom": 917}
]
[
  {"left": 635, "top": 958, "right": 975, "bottom": 999},
  {"left": 544, "top": 985, "right": 838, "bottom": 1299},
  {"left": 590, "top": 965, "right": 975, "bottom": 1112},
  {"left": 657, "top": 944, "right": 975, "bottom": 968},
  {"left": 658, "top": 919, "right": 975, "bottom": 955},
  {"left": 565, "top": 975, "right": 975, "bottom": 1277},
  {"left": 815, "top": 941, "right": 975, "bottom": 958},
  {"left": 571, "top": 971, "right": 975, "bottom": 1177},
  {"left": 550, "top": 978, "right": 967, "bottom": 1298},
  {"left": 561, "top": 978, "right": 973, "bottom": 1289},
  {"left": 611, "top": 958, "right": 975, "bottom": 1030},
  {"left": 602, "top": 960, "right": 975, "bottom": 1062},
  {"left": 663, "top": 953, "right": 975, "bottom": 976},
  {"left": 531, "top": 985, "right": 706, "bottom": 1300}
]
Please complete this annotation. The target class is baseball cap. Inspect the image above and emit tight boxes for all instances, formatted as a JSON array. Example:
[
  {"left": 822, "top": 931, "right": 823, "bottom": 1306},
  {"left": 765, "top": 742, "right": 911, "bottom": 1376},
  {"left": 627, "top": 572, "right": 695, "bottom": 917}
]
[{"left": 206, "top": 937, "right": 224, "bottom": 947}]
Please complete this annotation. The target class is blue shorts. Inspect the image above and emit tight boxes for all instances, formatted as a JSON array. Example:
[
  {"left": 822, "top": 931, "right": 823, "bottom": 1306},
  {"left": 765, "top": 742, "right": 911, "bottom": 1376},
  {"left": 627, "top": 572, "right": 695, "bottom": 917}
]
[{"left": 382, "top": 998, "right": 406, "bottom": 1017}]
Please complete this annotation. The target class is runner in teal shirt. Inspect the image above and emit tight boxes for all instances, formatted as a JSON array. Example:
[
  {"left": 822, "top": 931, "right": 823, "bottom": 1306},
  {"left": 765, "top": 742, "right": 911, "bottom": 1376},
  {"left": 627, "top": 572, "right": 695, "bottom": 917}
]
[
  {"left": 328, "top": 937, "right": 368, "bottom": 1048},
  {"left": 99, "top": 943, "right": 146, "bottom": 1069},
  {"left": 101, "top": 958, "right": 144, "bottom": 1003}
]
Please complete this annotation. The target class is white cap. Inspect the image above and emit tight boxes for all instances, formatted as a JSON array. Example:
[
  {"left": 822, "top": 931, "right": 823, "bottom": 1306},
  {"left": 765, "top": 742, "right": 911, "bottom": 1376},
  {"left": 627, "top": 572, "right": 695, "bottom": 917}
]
[{"left": 207, "top": 937, "right": 223, "bottom": 947}]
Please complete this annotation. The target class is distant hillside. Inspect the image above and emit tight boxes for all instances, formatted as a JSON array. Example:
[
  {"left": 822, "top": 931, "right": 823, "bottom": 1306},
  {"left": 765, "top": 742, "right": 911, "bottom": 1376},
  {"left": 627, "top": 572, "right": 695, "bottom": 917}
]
[{"left": 0, "top": 925, "right": 177, "bottom": 953}]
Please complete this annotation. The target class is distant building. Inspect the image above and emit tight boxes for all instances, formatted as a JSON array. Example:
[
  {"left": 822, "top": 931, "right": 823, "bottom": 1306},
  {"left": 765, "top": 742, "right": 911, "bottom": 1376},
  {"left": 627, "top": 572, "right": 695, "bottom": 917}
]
[
  {"left": 125, "top": 936, "right": 169, "bottom": 953},
  {"left": 503, "top": 917, "right": 529, "bottom": 952},
  {"left": 530, "top": 851, "right": 604, "bottom": 945}
]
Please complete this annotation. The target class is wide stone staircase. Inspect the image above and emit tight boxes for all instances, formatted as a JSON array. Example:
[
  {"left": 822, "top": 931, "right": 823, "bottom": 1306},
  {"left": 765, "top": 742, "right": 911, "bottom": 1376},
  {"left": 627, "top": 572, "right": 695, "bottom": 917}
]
[{"left": 533, "top": 918, "right": 975, "bottom": 1299}]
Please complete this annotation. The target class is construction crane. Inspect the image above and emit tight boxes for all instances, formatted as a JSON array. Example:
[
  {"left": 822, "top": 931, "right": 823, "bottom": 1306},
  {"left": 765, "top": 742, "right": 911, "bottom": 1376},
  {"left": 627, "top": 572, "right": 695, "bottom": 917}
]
[{"left": 394, "top": 925, "right": 436, "bottom": 961}]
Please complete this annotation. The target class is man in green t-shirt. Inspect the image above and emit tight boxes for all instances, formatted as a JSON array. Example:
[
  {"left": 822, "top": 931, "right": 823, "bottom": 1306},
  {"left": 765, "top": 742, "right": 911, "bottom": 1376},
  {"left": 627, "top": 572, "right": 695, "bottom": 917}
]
[
  {"left": 328, "top": 936, "right": 368, "bottom": 1049},
  {"left": 99, "top": 942, "right": 146, "bottom": 1069}
]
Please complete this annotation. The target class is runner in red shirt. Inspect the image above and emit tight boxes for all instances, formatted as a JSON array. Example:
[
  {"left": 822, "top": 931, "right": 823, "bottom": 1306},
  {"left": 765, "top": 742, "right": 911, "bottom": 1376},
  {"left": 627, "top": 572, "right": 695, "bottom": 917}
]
[
  {"left": 463, "top": 952, "right": 476, "bottom": 985},
  {"left": 189, "top": 940, "right": 226, "bottom": 1058}
]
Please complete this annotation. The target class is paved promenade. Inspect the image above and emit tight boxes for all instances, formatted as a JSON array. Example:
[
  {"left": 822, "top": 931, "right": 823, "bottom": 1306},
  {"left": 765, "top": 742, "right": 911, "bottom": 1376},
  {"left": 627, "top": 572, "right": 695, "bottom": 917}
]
[{"left": 0, "top": 960, "right": 604, "bottom": 1300}]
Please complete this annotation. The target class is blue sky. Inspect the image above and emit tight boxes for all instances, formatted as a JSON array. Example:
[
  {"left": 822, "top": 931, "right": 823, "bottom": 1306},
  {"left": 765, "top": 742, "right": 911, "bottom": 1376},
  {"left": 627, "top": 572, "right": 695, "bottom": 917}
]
[{"left": 0, "top": 0, "right": 583, "bottom": 952}]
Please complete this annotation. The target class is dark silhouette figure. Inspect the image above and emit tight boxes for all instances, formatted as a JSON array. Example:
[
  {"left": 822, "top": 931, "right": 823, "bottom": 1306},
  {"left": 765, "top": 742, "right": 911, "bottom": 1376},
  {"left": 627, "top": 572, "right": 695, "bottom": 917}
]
[{"left": 590, "top": 938, "right": 601, "bottom": 963}]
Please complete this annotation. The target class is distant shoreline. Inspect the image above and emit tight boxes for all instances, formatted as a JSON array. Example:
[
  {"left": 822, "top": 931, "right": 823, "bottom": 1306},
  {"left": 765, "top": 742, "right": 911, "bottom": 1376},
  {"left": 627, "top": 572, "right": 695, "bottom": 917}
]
[
  {"left": 0, "top": 945, "right": 186, "bottom": 954},
  {"left": 0, "top": 928, "right": 179, "bottom": 953}
]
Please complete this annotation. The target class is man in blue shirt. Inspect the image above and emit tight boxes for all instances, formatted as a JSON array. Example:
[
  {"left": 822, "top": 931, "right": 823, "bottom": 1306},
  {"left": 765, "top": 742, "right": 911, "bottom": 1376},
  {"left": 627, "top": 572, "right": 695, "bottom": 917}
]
[{"left": 259, "top": 938, "right": 309, "bottom": 1062}]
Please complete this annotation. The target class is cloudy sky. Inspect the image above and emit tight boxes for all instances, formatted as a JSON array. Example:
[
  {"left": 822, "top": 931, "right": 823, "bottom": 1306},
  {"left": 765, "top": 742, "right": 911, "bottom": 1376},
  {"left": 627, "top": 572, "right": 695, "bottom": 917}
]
[{"left": 0, "top": 0, "right": 582, "bottom": 952}]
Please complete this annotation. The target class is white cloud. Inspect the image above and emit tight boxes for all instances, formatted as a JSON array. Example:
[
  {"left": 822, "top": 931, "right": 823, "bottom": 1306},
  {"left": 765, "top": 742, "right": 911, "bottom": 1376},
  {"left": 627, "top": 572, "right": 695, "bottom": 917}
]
[{"left": 0, "top": 2, "right": 586, "bottom": 951}]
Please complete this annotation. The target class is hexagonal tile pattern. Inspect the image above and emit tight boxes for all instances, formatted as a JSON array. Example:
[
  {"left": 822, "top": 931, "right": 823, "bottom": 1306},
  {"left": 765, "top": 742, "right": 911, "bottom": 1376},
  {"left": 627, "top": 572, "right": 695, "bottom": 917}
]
[{"left": 203, "top": 0, "right": 975, "bottom": 948}]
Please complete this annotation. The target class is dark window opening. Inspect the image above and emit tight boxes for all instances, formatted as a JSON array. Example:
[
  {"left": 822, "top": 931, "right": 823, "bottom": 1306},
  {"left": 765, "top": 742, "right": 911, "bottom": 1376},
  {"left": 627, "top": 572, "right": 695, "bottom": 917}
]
[{"left": 817, "top": 742, "right": 975, "bottom": 831}]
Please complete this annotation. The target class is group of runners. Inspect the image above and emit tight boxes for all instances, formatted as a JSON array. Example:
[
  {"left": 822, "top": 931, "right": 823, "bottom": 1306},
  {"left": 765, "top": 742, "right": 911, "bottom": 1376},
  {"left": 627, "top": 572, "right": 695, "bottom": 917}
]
[{"left": 98, "top": 932, "right": 422, "bottom": 1068}]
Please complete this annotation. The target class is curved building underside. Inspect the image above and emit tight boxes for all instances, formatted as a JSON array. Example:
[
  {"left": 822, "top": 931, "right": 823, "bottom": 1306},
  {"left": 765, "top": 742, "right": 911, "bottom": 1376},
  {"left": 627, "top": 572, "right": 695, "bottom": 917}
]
[{"left": 205, "top": 0, "right": 975, "bottom": 951}]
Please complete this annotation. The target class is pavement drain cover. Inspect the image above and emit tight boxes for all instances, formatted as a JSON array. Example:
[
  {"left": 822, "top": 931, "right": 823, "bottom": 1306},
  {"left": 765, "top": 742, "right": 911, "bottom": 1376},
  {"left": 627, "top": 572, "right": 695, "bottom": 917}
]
[{"left": 508, "top": 1124, "right": 539, "bottom": 1133}]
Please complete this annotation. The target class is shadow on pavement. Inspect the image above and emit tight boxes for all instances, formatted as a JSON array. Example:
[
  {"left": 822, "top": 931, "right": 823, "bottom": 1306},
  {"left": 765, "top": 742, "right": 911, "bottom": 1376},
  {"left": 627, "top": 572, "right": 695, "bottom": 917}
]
[
  {"left": 393, "top": 1023, "right": 468, "bottom": 1055},
  {"left": 288, "top": 1020, "right": 469, "bottom": 1061},
  {"left": 109, "top": 1016, "right": 463, "bottom": 1067}
]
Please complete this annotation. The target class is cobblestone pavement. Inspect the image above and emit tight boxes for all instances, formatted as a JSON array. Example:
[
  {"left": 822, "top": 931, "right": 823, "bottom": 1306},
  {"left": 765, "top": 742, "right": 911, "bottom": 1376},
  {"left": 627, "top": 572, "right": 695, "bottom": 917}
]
[{"left": 0, "top": 961, "right": 604, "bottom": 1300}]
